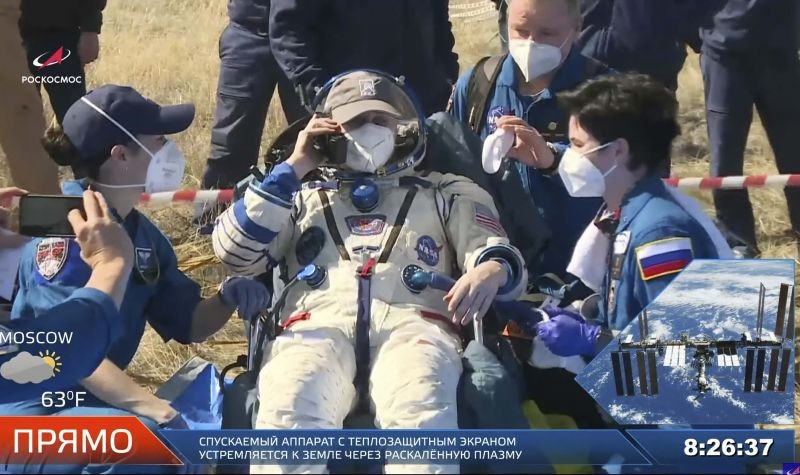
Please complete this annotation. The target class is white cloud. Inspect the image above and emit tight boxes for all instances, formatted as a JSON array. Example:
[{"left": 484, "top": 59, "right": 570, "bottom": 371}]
[{"left": 0, "top": 351, "right": 53, "bottom": 384}]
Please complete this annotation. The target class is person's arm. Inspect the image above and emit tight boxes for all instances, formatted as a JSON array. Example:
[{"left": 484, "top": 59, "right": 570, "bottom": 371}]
[
  {"left": 633, "top": 224, "right": 698, "bottom": 307},
  {"left": 79, "top": 359, "right": 177, "bottom": 424},
  {"left": 0, "top": 289, "right": 122, "bottom": 403},
  {"left": 1, "top": 190, "right": 135, "bottom": 402},
  {"left": 77, "top": 0, "right": 106, "bottom": 64},
  {"left": 212, "top": 116, "right": 328, "bottom": 277},
  {"left": 77, "top": 0, "right": 107, "bottom": 33},
  {"left": 269, "top": 0, "right": 328, "bottom": 106},
  {"left": 446, "top": 181, "right": 527, "bottom": 300},
  {"left": 439, "top": 179, "right": 527, "bottom": 324}
]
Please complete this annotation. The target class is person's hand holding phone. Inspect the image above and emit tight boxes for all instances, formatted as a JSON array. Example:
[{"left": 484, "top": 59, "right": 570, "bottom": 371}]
[
  {"left": 70, "top": 191, "right": 134, "bottom": 309},
  {"left": 287, "top": 115, "right": 342, "bottom": 179},
  {"left": 0, "top": 187, "right": 31, "bottom": 249},
  {"left": 68, "top": 191, "right": 134, "bottom": 272}
]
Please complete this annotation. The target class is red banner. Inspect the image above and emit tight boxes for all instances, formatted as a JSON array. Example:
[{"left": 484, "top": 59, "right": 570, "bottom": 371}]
[{"left": 0, "top": 416, "right": 182, "bottom": 466}]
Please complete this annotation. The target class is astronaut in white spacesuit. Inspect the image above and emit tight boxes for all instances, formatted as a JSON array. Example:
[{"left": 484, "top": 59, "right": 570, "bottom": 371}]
[{"left": 213, "top": 70, "right": 527, "bottom": 474}]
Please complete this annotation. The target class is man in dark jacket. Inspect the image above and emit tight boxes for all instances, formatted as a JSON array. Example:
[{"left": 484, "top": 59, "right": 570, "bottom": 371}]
[
  {"left": 202, "top": 0, "right": 306, "bottom": 192},
  {"left": 577, "top": 0, "right": 713, "bottom": 92},
  {"left": 700, "top": 0, "right": 800, "bottom": 257},
  {"left": 268, "top": 0, "right": 459, "bottom": 117},
  {"left": 18, "top": 0, "right": 106, "bottom": 124}
]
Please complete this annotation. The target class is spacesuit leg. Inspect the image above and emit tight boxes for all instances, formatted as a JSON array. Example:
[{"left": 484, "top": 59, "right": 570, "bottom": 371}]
[
  {"left": 370, "top": 311, "right": 462, "bottom": 474},
  {"left": 252, "top": 325, "right": 356, "bottom": 475}
]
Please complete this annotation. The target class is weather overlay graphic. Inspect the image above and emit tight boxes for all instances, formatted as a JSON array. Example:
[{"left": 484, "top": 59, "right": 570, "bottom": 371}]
[{"left": 0, "top": 350, "right": 62, "bottom": 384}]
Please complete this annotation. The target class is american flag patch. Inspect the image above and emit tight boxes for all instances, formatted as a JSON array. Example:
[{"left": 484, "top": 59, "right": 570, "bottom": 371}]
[
  {"left": 474, "top": 202, "right": 506, "bottom": 236},
  {"left": 636, "top": 237, "right": 693, "bottom": 281}
]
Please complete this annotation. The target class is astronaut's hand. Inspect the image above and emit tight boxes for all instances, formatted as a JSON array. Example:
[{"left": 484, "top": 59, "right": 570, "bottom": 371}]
[
  {"left": 219, "top": 276, "right": 271, "bottom": 321},
  {"left": 287, "top": 115, "right": 341, "bottom": 179},
  {"left": 445, "top": 261, "right": 508, "bottom": 325}
]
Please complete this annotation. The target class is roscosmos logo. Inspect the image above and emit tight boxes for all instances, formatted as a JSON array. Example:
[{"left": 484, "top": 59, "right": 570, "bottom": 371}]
[{"left": 32, "top": 47, "right": 72, "bottom": 70}]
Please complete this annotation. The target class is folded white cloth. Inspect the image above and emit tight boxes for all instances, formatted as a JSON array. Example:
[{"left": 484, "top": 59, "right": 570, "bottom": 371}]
[
  {"left": 481, "top": 128, "right": 514, "bottom": 174},
  {"left": 566, "top": 222, "right": 609, "bottom": 293}
]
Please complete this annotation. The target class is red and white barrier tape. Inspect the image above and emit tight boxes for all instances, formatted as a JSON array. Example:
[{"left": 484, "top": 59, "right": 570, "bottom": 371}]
[
  {"left": 663, "top": 174, "right": 800, "bottom": 190},
  {"left": 138, "top": 174, "right": 800, "bottom": 207},
  {"left": 139, "top": 189, "right": 234, "bottom": 207}
]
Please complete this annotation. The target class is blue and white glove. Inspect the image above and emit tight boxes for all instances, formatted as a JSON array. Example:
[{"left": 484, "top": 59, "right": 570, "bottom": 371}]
[
  {"left": 219, "top": 277, "right": 271, "bottom": 321},
  {"left": 537, "top": 305, "right": 600, "bottom": 357}
]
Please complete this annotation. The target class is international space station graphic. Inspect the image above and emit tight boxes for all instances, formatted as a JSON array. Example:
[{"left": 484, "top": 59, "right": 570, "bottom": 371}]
[{"left": 609, "top": 282, "right": 795, "bottom": 397}]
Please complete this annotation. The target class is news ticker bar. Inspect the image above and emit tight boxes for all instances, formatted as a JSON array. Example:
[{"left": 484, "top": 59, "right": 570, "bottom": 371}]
[
  {"left": 160, "top": 429, "right": 795, "bottom": 467},
  {"left": 0, "top": 417, "right": 794, "bottom": 468}
]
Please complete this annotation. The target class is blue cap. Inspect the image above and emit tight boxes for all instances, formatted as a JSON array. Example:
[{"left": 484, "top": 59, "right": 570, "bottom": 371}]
[{"left": 62, "top": 85, "right": 195, "bottom": 166}]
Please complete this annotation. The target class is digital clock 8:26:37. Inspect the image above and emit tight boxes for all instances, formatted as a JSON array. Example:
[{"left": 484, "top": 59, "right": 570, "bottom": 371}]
[{"left": 684, "top": 438, "right": 774, "bottom": 457}]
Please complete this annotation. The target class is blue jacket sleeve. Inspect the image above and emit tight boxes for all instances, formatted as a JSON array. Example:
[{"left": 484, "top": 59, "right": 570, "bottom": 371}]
[
  {"left": 269, "top": 0, "right": 328, "bottom": 103},
  {"left": 0, "top": 288, "right": 121, "bottom": 403},
  {"left": 632, "top": 222, "right": 706, "bottom": 310},
  {"left": 145, "top": 235, "right": 202, "bottom": 345}
]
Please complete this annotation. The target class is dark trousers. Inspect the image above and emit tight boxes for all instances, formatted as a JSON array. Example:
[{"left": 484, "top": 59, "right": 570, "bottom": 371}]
[
  {"left": 701, "top": 49, "right": 800, "bottom": 247},
  {"left": 22, "top": 30, "right": 86, "bottom": 124},
  {"left": 203, "top": 22, "right": 306, "bottom": 189}
]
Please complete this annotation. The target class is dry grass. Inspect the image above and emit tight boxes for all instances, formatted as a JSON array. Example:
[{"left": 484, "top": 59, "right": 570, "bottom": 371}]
[{"left": 0, "top": 0, "right": 796, "bottom": 447}]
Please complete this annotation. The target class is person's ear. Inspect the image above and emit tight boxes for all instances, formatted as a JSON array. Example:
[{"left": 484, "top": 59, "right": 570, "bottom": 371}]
[
  {"left": 109, "top": 144, "right": 129, "bottom": 163},
  {"left": 614, "top": 138, "right": 632, "bottom": 167}
]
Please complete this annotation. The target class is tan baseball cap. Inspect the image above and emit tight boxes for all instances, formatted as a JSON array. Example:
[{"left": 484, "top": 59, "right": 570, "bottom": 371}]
[{"left": 322, "top": 71, "right": 413, "bottom": 124}]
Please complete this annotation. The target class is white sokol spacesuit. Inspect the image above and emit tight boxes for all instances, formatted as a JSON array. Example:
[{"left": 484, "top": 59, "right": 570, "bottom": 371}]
[{"left": 213, "top": 71, "right": 526, "bottom": 474}]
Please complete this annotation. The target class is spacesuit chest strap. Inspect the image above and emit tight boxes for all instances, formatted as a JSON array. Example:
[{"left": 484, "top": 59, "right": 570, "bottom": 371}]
[
  {"left": 317, "top": 190, "right": 351, "bottom": 261},
  {"left": 354, "top": 257, "right": 377, "bottom": 411},
  {"left": 377, "top": 186, "right": 419, "bottom": 263}
]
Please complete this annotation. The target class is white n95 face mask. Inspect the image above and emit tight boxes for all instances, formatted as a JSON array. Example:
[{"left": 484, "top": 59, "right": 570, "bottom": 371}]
[
  {"left": 558, "top": 142, "right": 615, "bottom": 198},
  {"left": 140, "top": 140, "right": 186, "bottom": 193},
  {"left": 508, "top": 34, "right": 571, "bottom": 82},
  {"left": 344, "top": 123, "right": 396, "bottom": 173},
  {"left": 79, "top": 97, "right": 186, "bottom": 194}
]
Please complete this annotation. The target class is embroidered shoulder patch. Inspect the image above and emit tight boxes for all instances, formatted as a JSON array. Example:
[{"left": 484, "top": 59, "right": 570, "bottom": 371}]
[
  {"left": 473, "top": 202, "right": 506, "bottom": 236},
  {"left": 636, "top": 237, "right": 693, "bottom": 281},
  {"left": 35, "top": 238, "right": 69, "bottom": 280}
]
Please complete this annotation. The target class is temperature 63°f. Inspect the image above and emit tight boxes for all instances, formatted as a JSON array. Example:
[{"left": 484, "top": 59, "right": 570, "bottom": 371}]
[{"left": 41, "top": 391, "right": 86, "bottom": 408}]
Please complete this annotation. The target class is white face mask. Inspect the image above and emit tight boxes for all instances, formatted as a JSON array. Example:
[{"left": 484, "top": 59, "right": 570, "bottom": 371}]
[
  {"left": 558, "top": 142, "right": 616, "bottom": 198},
  {"left": 508, "top": 33, "right": 571, "bottom": 82},
  {"left": 79, "top": 97, "right": 186, "bottom": 194},
  {"left": 344, "top": 123, "right": 396, "bottom": 173}
]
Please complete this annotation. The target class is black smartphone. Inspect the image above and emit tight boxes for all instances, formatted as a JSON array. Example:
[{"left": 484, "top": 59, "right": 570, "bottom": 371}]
[
  {"left": 18, "top": 195, "right": 85, "bottom": 238},
  {"left": 311, "top": 112, "right": 348, "bottom": 164}
]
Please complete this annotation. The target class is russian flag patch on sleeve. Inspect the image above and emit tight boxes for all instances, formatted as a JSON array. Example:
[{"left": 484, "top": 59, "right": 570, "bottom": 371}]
[{"left": 636, "top": 237, "right": 693, "bottom": 281}]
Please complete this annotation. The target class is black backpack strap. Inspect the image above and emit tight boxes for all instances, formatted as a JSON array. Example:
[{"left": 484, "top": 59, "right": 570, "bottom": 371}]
[
  {"left": 465, "top": 54, "right": 507, "bottom": 135},
  {"left": 582, "top": 56, "right": 610, "bottom": 81}
]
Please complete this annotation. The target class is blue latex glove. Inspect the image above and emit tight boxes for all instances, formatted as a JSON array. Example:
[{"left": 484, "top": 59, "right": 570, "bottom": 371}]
[
  {"left": 539, "top": 305, "right": 584, "bottom": 323},
  {"left": 537, "top": 308, "right": 600, "bottom": 357},
  {"left": 219, "top": 277, "right": 271, "bottom": 321}
]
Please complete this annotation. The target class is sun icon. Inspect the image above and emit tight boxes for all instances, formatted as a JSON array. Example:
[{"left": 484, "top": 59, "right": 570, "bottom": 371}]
[{"left": 39, "top": 350, "right": 62, "bottom": 373}]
